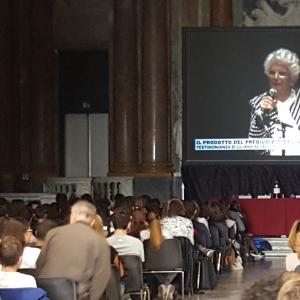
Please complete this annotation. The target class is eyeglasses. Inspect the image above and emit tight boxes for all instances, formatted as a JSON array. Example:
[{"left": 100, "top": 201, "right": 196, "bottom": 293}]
[{"left": 266, "top": 71, "right": 289, "bottom": 79}]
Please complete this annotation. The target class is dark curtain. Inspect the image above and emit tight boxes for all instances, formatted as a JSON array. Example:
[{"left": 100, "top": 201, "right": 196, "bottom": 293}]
[{"left": 182, "top": 163, "right": 300, "bottom": 201}]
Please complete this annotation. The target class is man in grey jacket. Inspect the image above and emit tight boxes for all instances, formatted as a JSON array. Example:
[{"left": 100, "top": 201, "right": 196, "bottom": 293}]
[{"left": 36, "top": 201, "right": 111, "bottom": 300}]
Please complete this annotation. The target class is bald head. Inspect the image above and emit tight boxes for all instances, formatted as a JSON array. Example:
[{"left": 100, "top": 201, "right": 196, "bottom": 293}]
[{"left": 70, "top": 201, "right": 96, "bottom": 226}]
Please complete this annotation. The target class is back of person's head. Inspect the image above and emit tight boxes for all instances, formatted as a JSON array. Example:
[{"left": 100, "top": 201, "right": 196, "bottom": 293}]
[
  {"left": 129, "top": 209, "right": 147, "bottom": 237},
  {"left": 9, "top": 199, "right": 30, "bottom": 221},
  {"left": 28, "top": 200, "right": 41, "bottom": 211},
  {"left": 0, "top": 236, "right": 24, "bottom": 267},
  {"left": 241, "top": 276, "right": 281, "bottom": 300},
  {"left": 0, "top": 205, "right": 9, "bottom": 218},
  {"left": 114, "top": 193, "right": 124, "bottom": 202},
  {"left": 0, "top": 198, "right": 8, "bottom": 206},
  {"left": 114, "top": 196, "right": 135, "bottom": 211},
  {"left": 134, "top": 196, "right": 147, "bottom": 211},
  {"left": 161, "top": 198, "right": 185, "bottom": 218},
  {"left": 229, "top": 200, "right": 241, "bottom": 212},
  {"left": 1, "top": 218, "right": 27, "bottom": 246},
  {"left": 70, "top": 201, "right": 96, "bottom": 225},
  {"left": 35, "top": 204, "right": 50, "bottom": 221},
  {"left": 281, "top": 271, "right": 300, "bottom": 284},
  {"left": 134, "top": 194, "right": 151, "bottom": 210},
  {"left": 0, "top": 217, "right": 9, "bottom": 236},
  {"left": 68, "top": 193, "right": 78, "bottom": 205},
  {"left": 277, "top": 276, "right": 300, "bottom": 300},
  {"left": 35, "top": 219, "right": 58, "bottom": 241},
  {"left": 80, "top": 193, "right": 95, "bottom": 205},
  {"left": 55, "top": 192, "right": 68, "bottom": 204},
  {"left": 111, "top": 211, "right": 131, "bottom": 230},
  {"left": 288, "top": 220, "right": 300, "bottom": 251},
  {"left": 145, "top": 198, "right": 161, "bottom": 217},
  {"left": 208, "top": 201, "right": 225, "bottom": 221},
  {"left": 184, "top": 200, "right": 200, "bottom": 220},
  {"left": 198, "top": 201, "right": 210, "bottom": 218},
  {"left": 47, "top": 202, "right": 60, "bottom": 220},
  {"left": 0, "top": 198, "right": 9, "bottom": 218},
  {"left": 113, "top": 197, "right": 134, "bottom": 216}
]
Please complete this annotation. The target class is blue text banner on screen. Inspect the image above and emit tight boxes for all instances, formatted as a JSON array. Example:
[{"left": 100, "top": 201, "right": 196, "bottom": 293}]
[{"left": 195, "top": 138, "right": 300, "bottom": 151}]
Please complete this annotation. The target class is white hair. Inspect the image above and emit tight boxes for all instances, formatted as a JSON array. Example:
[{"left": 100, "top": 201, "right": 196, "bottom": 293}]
[
  {"left": 71, "top": 201, "right": 96, "bottom": 224},
  {"left": 264, "top": 48, "right": 300, "bottom": 83}
]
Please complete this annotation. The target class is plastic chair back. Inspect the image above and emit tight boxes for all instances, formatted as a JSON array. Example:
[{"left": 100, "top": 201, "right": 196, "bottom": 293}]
[
  {"left": 143, "top": 238, "right": 183, "bottom": 271},
  {"left": 36, "top": 277, "right": 77, "bottom": 300},
  {"left": 0, "top": 287, "right": 49, "bottom": 300},
  {"left": 120, "top": 255, "right": 144, "bottom": 292}
]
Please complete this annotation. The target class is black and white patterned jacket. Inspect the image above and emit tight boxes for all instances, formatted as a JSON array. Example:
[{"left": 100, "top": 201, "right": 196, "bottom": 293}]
[{"left": 248, "top": 89, "right": 300, "bottom": 139}]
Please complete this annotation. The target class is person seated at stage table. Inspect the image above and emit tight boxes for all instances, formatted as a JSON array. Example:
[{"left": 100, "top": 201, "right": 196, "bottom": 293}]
[
  {"left": 0, "top": 236, "right": 37, "bottom": 288},
  {"left": 286, "top": 219, "right": 300, "bottom": 271}
]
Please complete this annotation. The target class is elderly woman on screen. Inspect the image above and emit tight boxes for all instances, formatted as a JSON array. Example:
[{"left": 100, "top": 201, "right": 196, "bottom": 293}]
[{"left": 248, "top": 48, "right": 300, "bottom": 155}]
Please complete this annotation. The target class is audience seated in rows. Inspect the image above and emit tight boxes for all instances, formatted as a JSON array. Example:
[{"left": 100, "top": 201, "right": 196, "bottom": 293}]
[{"left": 0, "top": 192, "right": 275, "bottom": 299}]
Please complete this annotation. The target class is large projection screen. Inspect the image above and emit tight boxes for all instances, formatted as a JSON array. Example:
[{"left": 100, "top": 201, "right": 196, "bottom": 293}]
[{"left": 183, "top": 27, "right": 300, "bottom": 164}]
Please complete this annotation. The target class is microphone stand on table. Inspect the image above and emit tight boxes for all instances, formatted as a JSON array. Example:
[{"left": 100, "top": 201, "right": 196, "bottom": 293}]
[{"left": 278, "top": 121, "right": 293, "bottom": 157}]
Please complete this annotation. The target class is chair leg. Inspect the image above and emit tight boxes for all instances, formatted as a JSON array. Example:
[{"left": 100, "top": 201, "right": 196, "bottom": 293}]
[
  {"left": 196, "top": 261, "right": 201, "bottom": 290},
  {"left": 181, "top": 272, "right": 185, "bottom": 299},
  {"left": 217, "top": 252, "right": 222, "bottom": 273}
]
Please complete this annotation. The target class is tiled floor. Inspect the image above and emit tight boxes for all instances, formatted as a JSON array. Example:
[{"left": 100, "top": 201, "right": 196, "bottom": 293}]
[{"left": 182, "top": 257, "right": 285, "bottom": 299}]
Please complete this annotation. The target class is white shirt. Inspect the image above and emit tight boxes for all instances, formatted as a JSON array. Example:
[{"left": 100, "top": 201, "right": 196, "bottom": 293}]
[
  {"left": 107, "top": 234, "right": 145, "bottom": 262},
  {"left": 285, "top": 252, "right": 300, "bottom": 271},
  {"left": 160, "top": 216, "right": 194, "bottom": 245},
  {"left": 0, "top": 271, "right": 37, "bottom": 288},
  {"left": 140, "top": 227, "right": 173, "bottom": 242},
  {"left": 272, "top": 92, "right": 300, "bottom": 155}
]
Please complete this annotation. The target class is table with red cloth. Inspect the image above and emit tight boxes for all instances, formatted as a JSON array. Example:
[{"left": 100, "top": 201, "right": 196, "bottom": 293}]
[{"left": 239, "top": 198, "right": 300, "bottom": 236}]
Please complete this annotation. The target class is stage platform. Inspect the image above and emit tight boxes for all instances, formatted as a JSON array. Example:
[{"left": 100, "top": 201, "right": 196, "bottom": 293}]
[{"left": 239, "top": 198, "right": 300, "bottom": 236}]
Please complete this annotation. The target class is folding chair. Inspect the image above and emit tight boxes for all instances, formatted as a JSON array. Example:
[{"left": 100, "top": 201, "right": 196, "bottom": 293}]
[
  {"left": 120, "top": 255, "right": 150, "bottom": 300},
  {"left": 143, "top": 238, "right": 185, "bottom": 299},
  {"left": 103, "top": 266, "right": 122, "bottom": 300}
]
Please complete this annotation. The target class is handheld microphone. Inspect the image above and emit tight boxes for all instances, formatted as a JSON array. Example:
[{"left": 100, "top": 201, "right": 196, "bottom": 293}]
[
  {"left": 267, "top": 88, "right": 277, "bottom": 99},
  {"left": 255, "top": 88, "right": 277, "bottom": 137}
]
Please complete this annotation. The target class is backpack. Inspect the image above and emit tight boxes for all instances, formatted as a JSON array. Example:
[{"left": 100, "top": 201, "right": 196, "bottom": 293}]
[{"left": 252, "top": 236, "right": 272, "bottom": 251}]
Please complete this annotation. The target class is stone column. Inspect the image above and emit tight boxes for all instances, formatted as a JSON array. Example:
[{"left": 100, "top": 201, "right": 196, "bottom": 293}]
[
  {"left": 109, "top": 0, "right": 139, "bottom": 175},
  {"left": 13, "top": 0, "right": 32, "bottom": 186},
  {"left": 30, "top": 0, "right": 59, "bottom": 176},
  {"left": 210, "top": 0, "right": 233, "bottom": 27},
  {"left": 0, "top": 1, "right": 16, "bottom": 191},
  {"left": 140, "top": 0, "right": 173, "bottom": 175}
]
